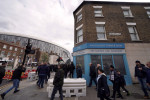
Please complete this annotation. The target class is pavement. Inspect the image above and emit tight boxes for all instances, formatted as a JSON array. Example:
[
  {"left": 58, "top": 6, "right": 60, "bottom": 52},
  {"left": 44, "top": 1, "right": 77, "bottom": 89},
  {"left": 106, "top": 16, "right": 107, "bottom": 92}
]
[{"left": 0, "top": 78, "right": 150, "bottom": 100}]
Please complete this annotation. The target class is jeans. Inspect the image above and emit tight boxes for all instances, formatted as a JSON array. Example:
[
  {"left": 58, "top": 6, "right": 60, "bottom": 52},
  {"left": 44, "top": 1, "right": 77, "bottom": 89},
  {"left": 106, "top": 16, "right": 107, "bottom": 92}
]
[
  {"left": 138, "top": 77, "right": 149, "bottom": 96},
  {"left": 38, "top": 74, "right": 46, "bottom": 88},
  {"left": 89, "top": 77, "right": 97, "bottom": 87},
  {"left": 4, "top": 79, "right": 19, "bottom": 94},
  {"left": 50, "top": 86, "right": 63, "bottom": 100}
]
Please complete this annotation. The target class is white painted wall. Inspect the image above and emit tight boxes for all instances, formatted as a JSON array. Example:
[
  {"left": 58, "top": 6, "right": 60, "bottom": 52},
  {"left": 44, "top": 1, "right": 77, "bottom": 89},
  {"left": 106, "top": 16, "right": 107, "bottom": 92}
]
[{"left": 125, "top": 43, "right": 150, "bottom": 83}]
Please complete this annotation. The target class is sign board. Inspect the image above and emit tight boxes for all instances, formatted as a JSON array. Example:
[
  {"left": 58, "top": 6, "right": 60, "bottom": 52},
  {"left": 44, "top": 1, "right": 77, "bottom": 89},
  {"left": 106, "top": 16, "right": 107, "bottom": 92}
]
[
  {"left": 73, "top": 43, "right": 125, "bottom": 52},
  {"left": 73, "top": 49, "right": 125, "bottom": 56},
  {"left": 109, "top": 33, "right": 121, "bottom": 36}
]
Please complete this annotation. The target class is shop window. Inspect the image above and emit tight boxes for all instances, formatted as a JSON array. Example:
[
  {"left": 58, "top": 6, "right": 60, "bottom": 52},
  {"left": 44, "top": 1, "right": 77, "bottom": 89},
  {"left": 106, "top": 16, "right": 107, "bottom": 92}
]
[
  {"left": 113, "top": 55, "right": 126, "bottom": 75},
  {"left": 76, "top": 56, "right": 84, "bottom": 74},
  {"left": 102, "top": 55, "right": 113, "bottom": 75},
  {"left": 91, "top": 55, "right": 102, "bottom": 69}
]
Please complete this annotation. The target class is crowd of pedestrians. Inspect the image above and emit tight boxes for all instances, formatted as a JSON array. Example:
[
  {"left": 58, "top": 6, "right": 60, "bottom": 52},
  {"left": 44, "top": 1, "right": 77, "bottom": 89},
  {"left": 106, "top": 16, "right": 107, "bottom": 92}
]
[{"left": 0, "top": 60, "right": 150, "bottom": 100}]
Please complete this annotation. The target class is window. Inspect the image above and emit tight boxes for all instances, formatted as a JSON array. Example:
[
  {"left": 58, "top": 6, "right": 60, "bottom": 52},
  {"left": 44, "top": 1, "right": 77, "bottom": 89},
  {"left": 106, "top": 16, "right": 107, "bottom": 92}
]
[
  {"left": 128, "top": 26, "right": 139, "bottom": 41},
  {"left": 93, "top": 6, "right": 103, "bottom": 17},
  {"left": 102, "top": 55, "right": 113, "bottom": 75},
  {"left": 9, "top": 46, "right": 13, "bottom": 50},
  {"left": 147, "top": 11, "right": 150, "bottom": 18},
  {"left": 91, "top": 55, "right": 102, "bottom": 69},
  {"left": 77, "top": 14, "right": 82, "bottom": 22},
  {"left": 0, "top": 51, "right": 5, "bottom": 57},
  {"left": 7, "top": 52, "right": 11, "bottom": 56},
  {"left": 113, "top": 55, "right": 126, "bottom": 75},
  {"left": 96, "top": 24, "right": 107, "bottom": 40},
  {"left": 15, "top": 48, "right": 17, "bottom": 51},
  {"left": 13, "top": 53, "right": 16, "bottom": 56},
  {"left": 76, "top": 56, "right": 84, "bottom": 74},
  {"left": 3, "top": 45, "right": 7, "bottom": 49},
  {"left": 21, "top": 49, "right": 23, "bottom": 52},
  {"left": 76, "top": 8, "right": 82, "bottom": 23},
  {"left": 77, "top": 28, "right": 83, "bottom": 43},
  {"left": 121, "top": 6, "right": 133, "bottom": 17}
]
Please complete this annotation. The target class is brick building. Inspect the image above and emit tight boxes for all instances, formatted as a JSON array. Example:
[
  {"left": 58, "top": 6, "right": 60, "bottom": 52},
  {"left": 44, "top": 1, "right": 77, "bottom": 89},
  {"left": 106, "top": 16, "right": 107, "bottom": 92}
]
[{"left": 73, "top": 1, "right": 150, "bottom": 85}]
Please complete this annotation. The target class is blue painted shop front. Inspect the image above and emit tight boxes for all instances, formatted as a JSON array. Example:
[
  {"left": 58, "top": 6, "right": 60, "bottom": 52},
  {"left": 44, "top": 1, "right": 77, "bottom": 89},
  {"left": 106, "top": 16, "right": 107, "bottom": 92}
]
[{"left": 73, "top": 43, "right": 132, "bottom": 85}]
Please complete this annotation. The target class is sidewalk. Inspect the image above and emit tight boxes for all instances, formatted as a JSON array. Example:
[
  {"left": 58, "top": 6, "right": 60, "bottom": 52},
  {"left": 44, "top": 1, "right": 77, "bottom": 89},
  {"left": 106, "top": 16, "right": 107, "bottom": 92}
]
[{"left": 0, "top": 79, "right": 149, "bottom": 100}]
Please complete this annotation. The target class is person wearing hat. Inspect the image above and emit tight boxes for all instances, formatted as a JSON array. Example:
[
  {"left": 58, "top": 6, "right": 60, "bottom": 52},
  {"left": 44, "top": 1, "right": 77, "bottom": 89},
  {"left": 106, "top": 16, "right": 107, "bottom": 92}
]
[{"left": 135, "top": 60, "right": 149, "bottom": 99}]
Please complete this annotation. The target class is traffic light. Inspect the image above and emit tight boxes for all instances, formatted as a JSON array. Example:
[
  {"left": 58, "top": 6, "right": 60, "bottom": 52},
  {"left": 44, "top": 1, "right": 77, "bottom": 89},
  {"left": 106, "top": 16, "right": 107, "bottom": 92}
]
[{"left": 25, "top": 43, "right": 35, "bottom": 54}]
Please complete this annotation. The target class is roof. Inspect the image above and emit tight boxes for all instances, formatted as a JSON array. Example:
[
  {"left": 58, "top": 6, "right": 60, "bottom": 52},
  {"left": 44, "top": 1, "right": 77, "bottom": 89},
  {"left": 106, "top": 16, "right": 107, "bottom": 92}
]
[
  {"left": 0, "top": 31, "right": 69, "bottom": 52},
  {"left": 73, "top": 0, "right": 150, "bottom": 15}
]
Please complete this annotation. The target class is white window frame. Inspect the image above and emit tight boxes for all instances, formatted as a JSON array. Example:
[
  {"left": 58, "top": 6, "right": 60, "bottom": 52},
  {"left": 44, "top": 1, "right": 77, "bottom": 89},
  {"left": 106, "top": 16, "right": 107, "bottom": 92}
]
[
  {"left": 121, "top": 6, "right": 133, "bottom": 17},
  {"left": 126, "top": 22, "right": 140, "bottom": 41},
  {"left": 77, "top": 13, "right": 82, "bottom": 23},
  {"left": 95, "top": 22, "right": 107, "bottom": 40},
  {"left": 9, "top": 46, "right": 13, "bottom": 50},
  {"left": 15, "top": 48, "right": 17, "bottom": 51},
  {"left": 76, "top": 24, "right": 83, "bottom": 43},
  {"left": 3, "top": 45, "right": 7, "bottom": 49},
  {"left": 144, "top": 7, "right": 150, "bottom": 18},
  {"left": 93, "top": 6, "right": 104, "bottom": 17}
]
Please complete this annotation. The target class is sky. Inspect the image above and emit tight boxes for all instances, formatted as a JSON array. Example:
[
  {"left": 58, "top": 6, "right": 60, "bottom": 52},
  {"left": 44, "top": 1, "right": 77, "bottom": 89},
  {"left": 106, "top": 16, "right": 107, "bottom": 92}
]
[{"left": 0, "top": 0, "right": 149, "bottom": 53}]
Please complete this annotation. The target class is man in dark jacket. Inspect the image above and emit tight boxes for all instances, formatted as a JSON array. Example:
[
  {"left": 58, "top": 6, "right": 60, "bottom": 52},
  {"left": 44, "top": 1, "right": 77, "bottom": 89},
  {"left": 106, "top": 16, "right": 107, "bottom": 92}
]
[
  {"left": 97, "top": 68, "right": 111, "bottom": 100},
  {"left": 36, "top": 63, "right": 48, "bottom": 88},
  {"left": 146, "top": 61, "right": 150, "bottom": 91},
  {"left": 76, "top": 65, "right": 82, "bottom": 78},
  {"left": 70, "top": 62, "right": 75, "bottom": 78},
  {"left": 88, "top": 63, "right": 97, "bottom": 87},
  {"left": 50, "top": 64, "right": 64, "bottom": 100},
  {"left": 135, "top": 60, "right": 149, "bottom": 99},
  {"left": 117, "top": 71, "right": 130, "bottom": 96},
  {"left": 109, "top": 65, "right": 123, "bottom": 99},
  {"left": 1, "top": 65, "right": 26, "bottom": 99},
  {"left": 0, "top": 62, "right": 7, "bottom": 85}
]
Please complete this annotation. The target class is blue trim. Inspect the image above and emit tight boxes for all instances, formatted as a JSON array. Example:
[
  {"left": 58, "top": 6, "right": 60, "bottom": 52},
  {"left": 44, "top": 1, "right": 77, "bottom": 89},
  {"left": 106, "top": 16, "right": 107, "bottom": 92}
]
[{"left": 73, "top": 43, "right": 125, "bottom": 52}]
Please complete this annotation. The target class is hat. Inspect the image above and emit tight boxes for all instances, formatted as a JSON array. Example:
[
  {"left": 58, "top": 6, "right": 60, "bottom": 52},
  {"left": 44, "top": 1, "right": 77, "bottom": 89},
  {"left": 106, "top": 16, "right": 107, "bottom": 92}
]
[{"left": 135, "top": 60, "right": 141, "bottom": 63}]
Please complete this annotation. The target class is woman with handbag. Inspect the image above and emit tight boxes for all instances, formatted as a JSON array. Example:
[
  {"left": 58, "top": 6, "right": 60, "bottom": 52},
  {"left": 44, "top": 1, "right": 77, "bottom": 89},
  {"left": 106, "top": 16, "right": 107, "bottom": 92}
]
[{"left": 97, "top": 68, "right": 111, "bottom": 100}]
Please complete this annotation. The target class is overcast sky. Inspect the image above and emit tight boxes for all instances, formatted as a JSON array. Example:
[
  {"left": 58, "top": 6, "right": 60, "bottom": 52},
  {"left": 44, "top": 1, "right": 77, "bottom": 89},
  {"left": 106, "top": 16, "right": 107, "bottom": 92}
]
[{"left": 0, "top": 0, "right": 149, "bottom": 53}]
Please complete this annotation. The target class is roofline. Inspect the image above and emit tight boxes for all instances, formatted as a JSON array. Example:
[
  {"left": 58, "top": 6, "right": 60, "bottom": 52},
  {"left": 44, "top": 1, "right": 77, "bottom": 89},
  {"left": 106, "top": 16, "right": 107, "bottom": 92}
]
[
  {"left": 73, "top": 0, "right": 150, "bottom": 15},
  {"left": 0, "top": 31, "right": 70, "bottom": 53}
]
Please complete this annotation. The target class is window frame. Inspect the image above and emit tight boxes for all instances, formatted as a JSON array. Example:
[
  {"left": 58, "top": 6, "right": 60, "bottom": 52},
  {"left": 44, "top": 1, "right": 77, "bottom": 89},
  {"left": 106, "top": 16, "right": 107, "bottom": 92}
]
[
  {"left": 77, "top": 13, "right": 82, "bottom": 23},
  {"left": 128, "top": 25, "right": 140, "bottom": 41},
  {"left": 9, "top": 46, "right": 13, "bottom": 50},
  {"left": 144, "top": 7, "right": 150, "bottom": 18},
  {"left": 76, "top": 28, "right": 83, "bottom": 43},
  {"left": 121, "top": 6, "right": 133, "bottom": 17},
  {"left": 3, "top": 45, "right": 7, "bottom": 49}
]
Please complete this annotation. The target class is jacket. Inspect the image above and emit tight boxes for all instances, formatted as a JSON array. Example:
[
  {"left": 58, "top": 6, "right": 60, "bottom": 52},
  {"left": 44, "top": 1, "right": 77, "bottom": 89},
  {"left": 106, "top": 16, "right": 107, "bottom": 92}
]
[
  {"left": 118, "top": 74, "right": 126, "bottom": 86},
  {"left": 135, "top": 64, "right": 147, "bottom": 78},
  {"left": 0, "top": 66, "right": 6, "bottom": 79},
  {"left": 97, "top": 74, "right": 110, "bottom": 98},
  {"left": 90, "top": 65, "right": 96, "bottom": 78},
  {"left": 12, "top": 67, "right": 26, "bottom": 80},
  {"left": 146, "top": 67, "right": 150, "bottom": 84},
  {"left": 53, "top": 68, "right": 64, "bottom": 87},
  {"left": 76, "top": 67, "right": 82, "bottom": 78},
  {"left": 37, "top": 64, "right": 48, "bottom": 75},
  {"left": 70, "top": 64, "right": 75, "bottom": 72}
]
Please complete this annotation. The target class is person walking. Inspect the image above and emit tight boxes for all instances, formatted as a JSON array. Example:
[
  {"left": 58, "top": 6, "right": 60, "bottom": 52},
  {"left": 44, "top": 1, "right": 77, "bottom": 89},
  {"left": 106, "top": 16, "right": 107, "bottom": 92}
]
[
  {"left": 70, "top": 62, "right": 75, "bottom": 78},
  {"left": 109, "top": 65, "right": 123, "bottom": 99},
  {"left": 36, "top": 62, "right": 48, "bottom": 88},
  {"left": 76, "top": 65, "right": 82, "bottom": 78},
  {"left": 96, "top": 64, "right": 101, "bottom": 77},
  {"left": 97, "top": 68, "right": 111, "bottom": 100},
  {"left": 135, "top": 60, "right": 149, "bottom": 99},
  {"left": 1, "top": 65, "right": 26, "bottom": 99},
  {"left": 0, "top": 62, "right": 7, "bottom": 85},
  {"left": 117, "top": 71, "right": 130, "bottom": 96},
  {"left": 88, "top": 63, "right": 97, "bottom": 87},
  {"left": 50, "top": 65, "right": 64, "bottom": 100},
  {"left": 146, "top": 61, "right": 150, "bottom": 91}
]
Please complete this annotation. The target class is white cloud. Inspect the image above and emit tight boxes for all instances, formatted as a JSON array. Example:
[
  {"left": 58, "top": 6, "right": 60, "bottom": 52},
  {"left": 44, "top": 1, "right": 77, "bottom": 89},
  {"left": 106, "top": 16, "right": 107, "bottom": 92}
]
[{"left": 0, "top": 0, "right": 149, "bottom": 54}]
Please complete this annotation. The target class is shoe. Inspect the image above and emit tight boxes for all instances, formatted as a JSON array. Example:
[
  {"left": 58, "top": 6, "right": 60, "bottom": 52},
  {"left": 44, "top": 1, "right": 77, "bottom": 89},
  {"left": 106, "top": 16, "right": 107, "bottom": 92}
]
[
  {"left": 1, "top": 93, "right": 5, "bottom": 99},
  {"left": 14, "top": 90, "right": 20, "bottom": 93},
  {"left": 144, "top": 96, "right": 149, "bottom": 99}
]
